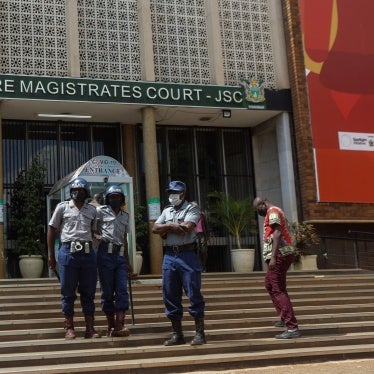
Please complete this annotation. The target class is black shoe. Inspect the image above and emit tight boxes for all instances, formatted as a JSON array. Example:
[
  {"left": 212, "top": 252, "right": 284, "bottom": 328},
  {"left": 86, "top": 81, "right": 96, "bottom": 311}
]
[
  {"left": 190, "top": 332, "right": 206, "bottom": 345},
  {"left": 275, "top": 329, "right": 300, "bottom": 339},
  {"left": 274, "top": 320, "right": 286, "bottom": 327},
  {"left": 164, "top": 333, "right": 186, "bottom": 346}
]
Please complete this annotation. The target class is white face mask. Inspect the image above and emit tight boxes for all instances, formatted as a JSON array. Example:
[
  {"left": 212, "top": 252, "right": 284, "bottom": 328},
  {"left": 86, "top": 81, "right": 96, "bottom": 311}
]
[{"left": 169, "top": 193, "right": 182, "bottom": 206}]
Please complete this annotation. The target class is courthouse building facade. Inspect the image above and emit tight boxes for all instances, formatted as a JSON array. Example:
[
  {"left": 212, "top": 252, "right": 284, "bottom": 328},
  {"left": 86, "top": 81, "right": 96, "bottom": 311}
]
[{"left": 0, "top": 0, "right": 372, "bottom": 276}]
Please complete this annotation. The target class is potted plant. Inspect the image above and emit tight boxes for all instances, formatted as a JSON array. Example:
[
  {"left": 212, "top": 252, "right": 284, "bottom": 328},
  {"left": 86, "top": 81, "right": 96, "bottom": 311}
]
[
  {"left": 207, "top": 191, "right": 257, "bottom": 272},
  {"left": 8, "top": 154, "right": 47, "bottom": 278},
  {"left": 290, "top": 221, "right": 321, "bottom": 270}
]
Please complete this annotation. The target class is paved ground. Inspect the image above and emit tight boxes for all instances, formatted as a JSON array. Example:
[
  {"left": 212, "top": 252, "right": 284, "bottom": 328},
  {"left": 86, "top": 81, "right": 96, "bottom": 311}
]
[{"left": 190, "top": 359, "right": 374, "bottom": 373}]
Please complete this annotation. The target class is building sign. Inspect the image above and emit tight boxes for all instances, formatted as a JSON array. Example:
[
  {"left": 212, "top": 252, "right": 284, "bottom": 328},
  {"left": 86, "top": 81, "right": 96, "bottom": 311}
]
[
  {"left": 339, "top": 132, "right": 374, "bottom": 152},
  {"left": 0, "top": 74, "right": 245, "bottom": 109},
  {"left": 0, "top": 74, "right": 294, "bottom": 111},
  {"left": 77, "top": 156, "right": 130, "bottom": 178},
  {"left": 148, "top": 197, "right": 161, "bottom": 221}
]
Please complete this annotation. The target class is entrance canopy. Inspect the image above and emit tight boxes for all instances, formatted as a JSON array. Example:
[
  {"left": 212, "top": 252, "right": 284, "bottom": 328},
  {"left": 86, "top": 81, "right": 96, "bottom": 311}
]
[
  {"left": 47, "top": 155, "right": 136, "bottom": 266},
  {"left": 48, "top": 155, "right": 132, "bottom": 198}
]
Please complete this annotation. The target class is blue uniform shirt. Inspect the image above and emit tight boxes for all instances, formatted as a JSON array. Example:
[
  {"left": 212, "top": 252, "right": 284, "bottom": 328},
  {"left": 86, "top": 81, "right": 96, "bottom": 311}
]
[
  {"left": 49, "top": 200, "right": 96, "bottom": 243},
  {"left": 155, "top": 201, "right": 200, "bottom": 246},
  {"left": 96, "top": 205, "right": 129, "bottom": 246}
]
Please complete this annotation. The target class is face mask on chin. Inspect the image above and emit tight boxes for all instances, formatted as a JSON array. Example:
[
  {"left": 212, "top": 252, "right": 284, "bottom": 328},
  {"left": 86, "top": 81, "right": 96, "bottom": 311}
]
[
  {"left": 257, "top": 205, "right": 268, "bottom": 217},
  {"left": 168, "top": 193, "right": 183, "bottom": 206},
  {"left": 71, "top": 190, "right": 86, "bottom": 202},
  {"left": 257, "top": 209, "right": 267, "bottom": 217}
]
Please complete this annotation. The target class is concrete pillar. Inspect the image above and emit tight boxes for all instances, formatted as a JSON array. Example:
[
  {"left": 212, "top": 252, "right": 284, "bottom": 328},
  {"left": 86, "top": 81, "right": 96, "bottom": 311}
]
[
  {"left": 205, "top": 0, "right": 225, "bottom": 84},
  {"left": 66, "top": 0, "right": 80, "bottom": 77},
  {"left": 142, "top": 107, "right": 163, "bottom": 274},
  {"left": 138, "top": 0, "right": 155, "bottom": 81},
  {"left": 137, "top": 1, "right": 162, "bottom": 274},
  {"left": 268, "top": 0, "right": 290, "bottom": 88},
  {"left": 0, "top": 107, "right": 4, "bottom": 278},
  {"left": 276, "top": 113, "right": 298, "bottom": 221},
  {"left": 121, "top": 124, "right": 137, "bottom": 191}
]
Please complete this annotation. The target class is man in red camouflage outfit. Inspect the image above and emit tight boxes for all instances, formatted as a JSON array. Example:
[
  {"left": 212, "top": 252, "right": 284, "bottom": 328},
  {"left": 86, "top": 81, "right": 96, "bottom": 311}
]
[{"left": 253, "top": 197, "right": 300, "bottom": 339}]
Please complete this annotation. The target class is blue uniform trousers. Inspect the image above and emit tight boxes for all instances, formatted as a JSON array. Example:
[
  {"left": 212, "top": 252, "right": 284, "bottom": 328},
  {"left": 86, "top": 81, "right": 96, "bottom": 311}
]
[
  {"left": 162, "top": 250, "right": 205, "bottom": 320},
  {"left": 97, "top": 242, "right": 129, "bottom": 314},
  {"left": 58, "top": 243, "right": 97, "bottom": 317}
]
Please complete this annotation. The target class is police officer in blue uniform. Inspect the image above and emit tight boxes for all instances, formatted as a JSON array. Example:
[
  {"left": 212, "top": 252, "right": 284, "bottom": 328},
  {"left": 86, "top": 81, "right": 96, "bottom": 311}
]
[
  {"left": 47, "top": 178, "right": 100, "bottom": 339},
  {"left": 152, "top": 181, "right": 206, "bottom": 346},
  {"left": 94, "top": 185, "right": 132, "bottom": 337}
]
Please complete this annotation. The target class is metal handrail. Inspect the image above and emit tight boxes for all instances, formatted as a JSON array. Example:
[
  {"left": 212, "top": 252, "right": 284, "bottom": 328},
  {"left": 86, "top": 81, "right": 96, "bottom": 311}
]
[
  {"left": 347, "top": 231, "right": 374, "bottom": 268},
  {"left": 348, "top": 230, "right": 374, "bottom": 236}
]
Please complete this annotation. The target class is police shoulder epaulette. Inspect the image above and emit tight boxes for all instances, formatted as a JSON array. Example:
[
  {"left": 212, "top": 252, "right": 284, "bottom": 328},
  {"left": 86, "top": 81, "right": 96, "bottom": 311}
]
[{"left": 187, "top": 201, "right": 199, "bottom": 211}]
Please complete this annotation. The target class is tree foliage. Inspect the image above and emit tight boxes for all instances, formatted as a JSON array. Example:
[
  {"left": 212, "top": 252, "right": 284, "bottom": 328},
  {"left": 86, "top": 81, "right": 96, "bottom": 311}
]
[
  {"left": 9, "top": 155, "right": 46, "bottom": 256},
  {"left": 133, "top": 197, "right": 148, "bottom": 252}
]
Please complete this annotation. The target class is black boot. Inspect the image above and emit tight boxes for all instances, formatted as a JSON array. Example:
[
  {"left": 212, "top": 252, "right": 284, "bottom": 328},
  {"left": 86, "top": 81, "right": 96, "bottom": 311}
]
[
  {"left": 164, "top": 319, "right": 185, "bottom": 346},
  {"left": 190, "top": 317, "right": 206, "bottom": 345}
]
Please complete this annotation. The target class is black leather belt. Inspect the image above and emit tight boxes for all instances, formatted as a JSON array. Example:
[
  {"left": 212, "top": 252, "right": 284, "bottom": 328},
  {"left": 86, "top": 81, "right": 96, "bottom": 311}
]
[
  {"left": 62, "top": 241, "right": 92, "bottom": 253},
  {"left": 111, "top": 244, "right": 123, "bottom": 252},
  {"left": 102, "top": 241, "right": 123, "bottom": 253},
  {"left": 164, "top": 243, "right": 197, "bottom": 253}
]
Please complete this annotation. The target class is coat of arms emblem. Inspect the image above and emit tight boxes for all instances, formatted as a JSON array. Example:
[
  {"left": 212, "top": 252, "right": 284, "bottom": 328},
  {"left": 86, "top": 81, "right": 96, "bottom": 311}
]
[{"left": 240, "top": 78, "right": 266, "bottom": 107}]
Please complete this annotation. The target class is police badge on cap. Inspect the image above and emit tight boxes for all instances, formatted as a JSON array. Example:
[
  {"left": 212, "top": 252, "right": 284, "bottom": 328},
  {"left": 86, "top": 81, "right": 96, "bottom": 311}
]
[{"left": 166, "top": 181, "right": 186, "bottom": 192}]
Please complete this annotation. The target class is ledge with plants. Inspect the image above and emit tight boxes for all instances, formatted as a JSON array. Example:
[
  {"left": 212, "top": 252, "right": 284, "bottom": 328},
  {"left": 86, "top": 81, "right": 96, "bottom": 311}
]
[{"left": 290, "top": 221, "right": 321, "bottom": 268}]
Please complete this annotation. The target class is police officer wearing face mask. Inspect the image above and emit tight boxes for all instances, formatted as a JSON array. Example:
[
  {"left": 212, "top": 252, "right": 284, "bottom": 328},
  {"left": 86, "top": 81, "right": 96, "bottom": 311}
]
[
  {"left": 94, "top": 185, "right": 133, "bottom": 337},
  {"left": 152, "top": 181, "right": 206, "bottom": 346},
  {"left": 47, "top": 178, "right": 100, "bottom": 340}
]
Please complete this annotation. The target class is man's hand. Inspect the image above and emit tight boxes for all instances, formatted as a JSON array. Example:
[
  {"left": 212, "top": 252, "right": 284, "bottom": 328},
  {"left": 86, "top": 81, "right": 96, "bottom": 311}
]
[
  {"left": 93, "top": 233, "right": 102, "bottom": 241},
  {"left": 153, "top": 222, "right": 187, "bottom": 237},
  {"left": 48, "top": 255, "right": 56, "bottom": 270},
  {"left": 168, "top": 222, "right": 188, "bottom": 234},
  {"left": 268, "top": 257, "right": 276, "bottom": 270}
]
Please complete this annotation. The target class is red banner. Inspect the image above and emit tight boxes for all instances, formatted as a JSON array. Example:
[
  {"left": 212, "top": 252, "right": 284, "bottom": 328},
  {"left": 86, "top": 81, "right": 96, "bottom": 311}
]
[{"left": 299, "top": 0, "right": 374, "bottom": 203}]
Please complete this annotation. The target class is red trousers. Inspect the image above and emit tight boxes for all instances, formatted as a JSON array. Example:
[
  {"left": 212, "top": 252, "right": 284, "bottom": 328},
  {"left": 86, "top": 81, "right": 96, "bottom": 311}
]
[{"left": 265, "top": 252, "right": 298, "bottom": 330}]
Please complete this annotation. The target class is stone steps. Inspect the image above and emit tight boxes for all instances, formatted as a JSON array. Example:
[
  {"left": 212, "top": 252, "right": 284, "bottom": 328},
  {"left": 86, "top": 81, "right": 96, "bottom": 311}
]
[
  {"left": 0, "top": 270, "right": 373, "bottom": 373},
  {"left": 1, "top": 319, "right": 374, "bottom": 349},
  {"left": 0, "top": 343, "right": 374, "bottom": 373},
  {"left": 1, "top": 330, "right": 374, "bottom": 369},
  {"left": 2, "top": 309, "right": 374, "bottom": 333}
]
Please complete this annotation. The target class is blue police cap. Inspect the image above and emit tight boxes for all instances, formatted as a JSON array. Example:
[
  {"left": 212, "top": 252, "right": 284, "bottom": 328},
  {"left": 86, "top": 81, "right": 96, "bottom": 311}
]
[{"left": 166, "top": 181, "right": 186, "bottom": 192}]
